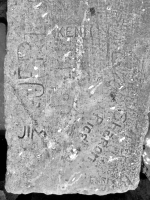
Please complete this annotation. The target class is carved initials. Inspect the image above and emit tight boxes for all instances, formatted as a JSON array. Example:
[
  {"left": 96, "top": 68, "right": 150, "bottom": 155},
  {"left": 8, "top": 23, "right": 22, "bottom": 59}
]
[
  {"left": 18, "top": 126, "right": 47, "bottom": 140},
  {"left": 18, "top": 125, "right": 33, "bottom": 140}
]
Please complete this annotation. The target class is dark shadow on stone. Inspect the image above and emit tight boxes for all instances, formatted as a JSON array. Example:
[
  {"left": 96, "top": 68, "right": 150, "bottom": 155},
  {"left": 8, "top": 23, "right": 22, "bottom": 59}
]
[{"left": 89, "top": 7, "right": 95, "bottom": 16}]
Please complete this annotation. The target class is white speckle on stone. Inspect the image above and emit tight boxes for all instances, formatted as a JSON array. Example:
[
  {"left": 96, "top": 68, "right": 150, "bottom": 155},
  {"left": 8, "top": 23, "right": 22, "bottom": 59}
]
[
  {"left": 35, "top": 74, "right": 39, "bottom": 78},
  {"left": 42, "top": 13, "right": 48, "bottom": 18},
  {"left": 33, "top": 2, "right": 42, "bottom": 9},
  {"left": 47, "top": 140, "right": 55, "bottom": 149},
  {"left": 58, "top": 128, "right": 62, "bottom": 133},
  {"left": 62, "top": 51, "right": 71, "bottom": 62},
  {"left": 110, "top": 106, "right": 116, "bottom": 110},
  {"left": 88, "top": 85, "right": 94, "bottom": 90},
  {"left": 119, "top": 137, "right": 125, "bottom": 143},
  {"left": 107, "top": 5, "right": 111, "bottom": 10},
  {"left": 34, "top": 66, "right": 38, "bottom": 70},
  {"left": 146, "top": 138, "right": 150, "bottom": 148},
  {"left": 108, "top": 156, "right": 119, "bottom": 162}
]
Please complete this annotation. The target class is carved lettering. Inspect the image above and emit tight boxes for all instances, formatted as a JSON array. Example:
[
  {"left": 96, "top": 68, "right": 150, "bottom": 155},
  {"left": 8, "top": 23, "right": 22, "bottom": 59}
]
[
  {"left": 103, "top": 130, "right": 112, "bottom": 138},
  {"left": 57, "top": 27, "right": 65, "bottom": 38},
  {"left": 66, "top": 26, "right": 74, "bottom": 38},
  {"left": 93, "top": 113, "right": 103, "bottom": 125},
  {"left": 93, "top": 146, "right": 103, "bottom": 155},
  {"left": 83, "top": 126, "right": 91, "bottom": 133},
  {"left": 17, "top": 42, "right": 31, "bottom": 60},
  {"left": 112, "top": 122, "right": 122, "bottom": 130},
  {"left": 18, "top": 82, "right": 45, "bottom": 97},
  {"left": 87, "top": 122, "right": 94, "bottom": 128},
  {"left": 18, "top": 67, "right": 32, "bottom": 79},
  {"left": 18, "top": 125, "right": 47, "bottom": 140},
  {"left": 18, "top": 125, "right": 33, "bottom": 140},
  {"left": 33, "top": 128, "right": 47, "bottom": 138},
  {"left": 53, "top": 26, "right": 94, "bottom": 39},
  {"left": 79, "top": 132, "right": 88, "bottom": 143},
  {"left": 75, "top": 26, "right": 82, "bottom": 38},
  {"left": 113, "top": 109, "right": 126, "bottom": 123},
  {"left": 18, "top": 125, "right": 26, "bottom": 139}
]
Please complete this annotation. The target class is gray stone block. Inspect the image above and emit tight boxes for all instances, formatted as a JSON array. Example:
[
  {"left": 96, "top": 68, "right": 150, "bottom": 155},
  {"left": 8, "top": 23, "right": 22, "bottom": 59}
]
[{"left": 4, "top": 0, "right": 150, "bottom": 195}]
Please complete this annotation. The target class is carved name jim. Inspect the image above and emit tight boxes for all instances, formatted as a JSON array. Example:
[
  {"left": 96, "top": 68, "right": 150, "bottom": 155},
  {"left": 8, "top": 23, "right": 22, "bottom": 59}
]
[{"left": 18, "top": 125, "right": 47, "bottom": 140}]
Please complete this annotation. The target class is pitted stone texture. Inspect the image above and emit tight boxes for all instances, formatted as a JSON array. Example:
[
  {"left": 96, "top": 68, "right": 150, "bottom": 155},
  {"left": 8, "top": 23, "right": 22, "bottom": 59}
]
[{"left": 5, "top": 0, "right": 150, "bottom": 195}]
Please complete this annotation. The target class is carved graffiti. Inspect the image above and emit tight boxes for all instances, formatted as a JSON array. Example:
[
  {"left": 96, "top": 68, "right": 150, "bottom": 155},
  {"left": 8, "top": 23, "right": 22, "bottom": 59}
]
[
  {"left": 18, "top": 125, "right": 47, "bottom": 140},
  {"left": 18, "top": 125, "right": 34, "bottom": 140},
  {"left": 83, "top": 122, "right": 94, "bottom": 133},
  {"left": 17, "top": 42, "right": 31, "bottom": 60},
  {"left": 18, "top": 82, "right": 45, "bottom": 97},
  {"left": 18, "top": 67, "right": 32, "bottom": 79}
]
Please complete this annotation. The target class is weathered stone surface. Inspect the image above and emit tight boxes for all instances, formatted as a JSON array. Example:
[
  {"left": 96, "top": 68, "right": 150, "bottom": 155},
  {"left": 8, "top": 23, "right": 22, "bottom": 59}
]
[{"left": 4, "top": 0, "right": 150, "bottom": 195}]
